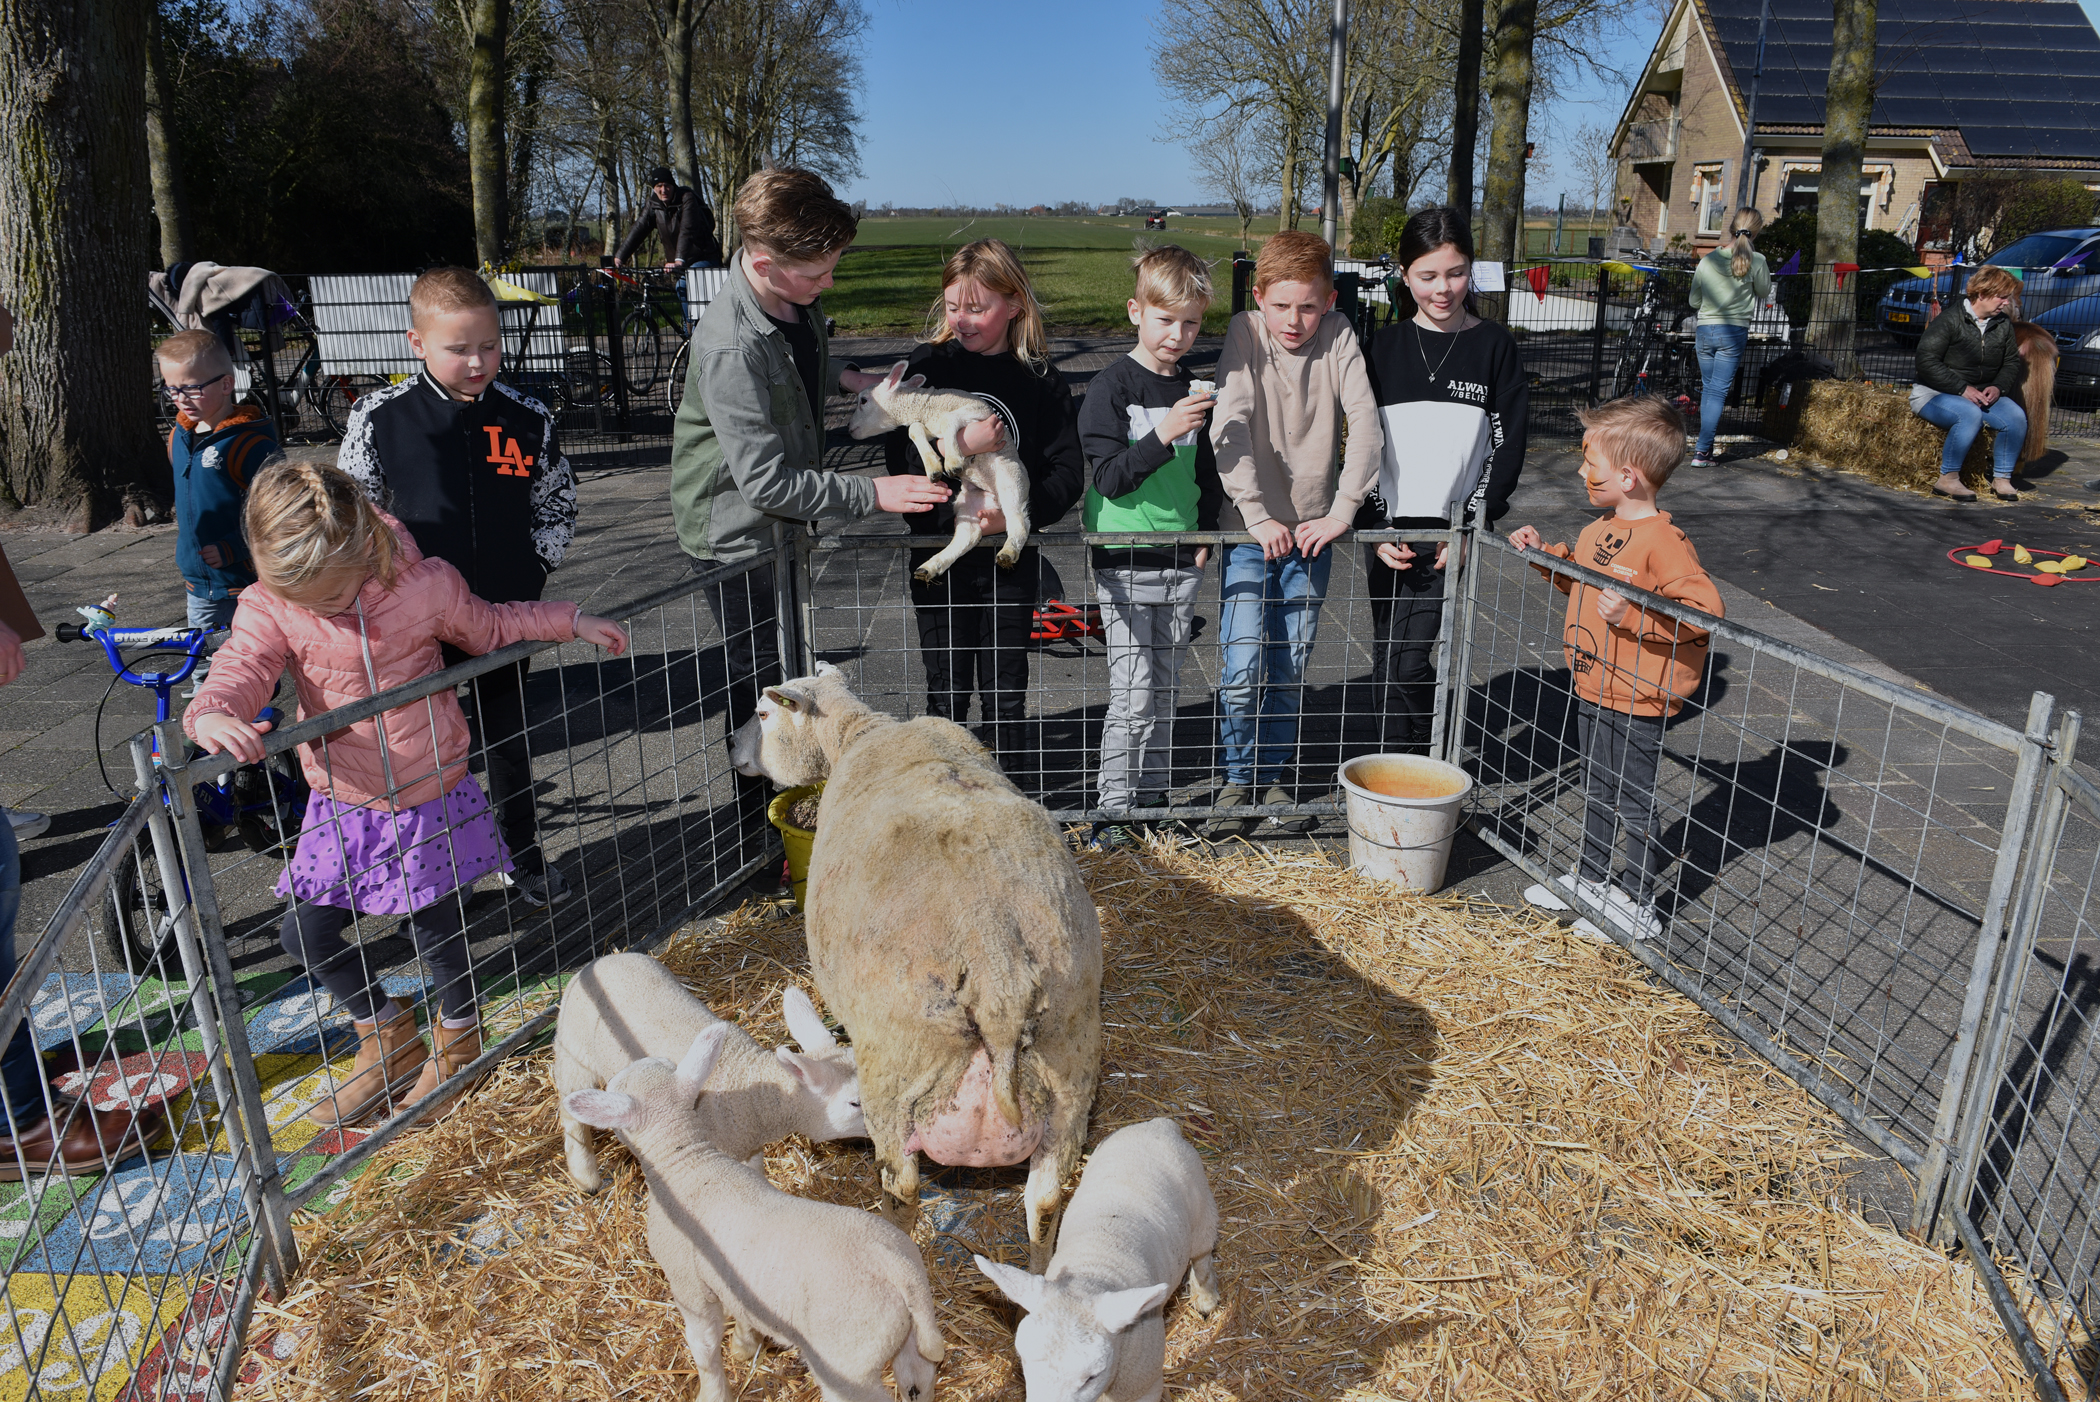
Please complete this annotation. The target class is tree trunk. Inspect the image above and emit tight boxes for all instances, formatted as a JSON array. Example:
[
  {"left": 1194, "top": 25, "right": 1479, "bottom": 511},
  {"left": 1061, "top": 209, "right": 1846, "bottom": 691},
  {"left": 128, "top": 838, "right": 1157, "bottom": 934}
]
[
  {"left": 1809, "top": 0, "right": 1876, "bottom": 376},
  {"left": 1449, "top": 0, "right": 1484, "bottom": 214},
  {"left": 143, "top": 0, "right": 191, "bottom": 268},
  {"left": 508, "top": 61, "right": 542, "bottom": 251},
  {"left": 1478, "top": 0, "right": 1536, "bottom": 320},
  {"left": 0, "top": 0, "right": 162, "bottom": 526},
  {"left": 663, "top": 0, "right": 699, "bottom": 188},
  {"left": 466, "top": 0, "right": 509, "bottom": 265},
  {"left": 1277, "top": 136, "right": 1298, "bottom": 233}
]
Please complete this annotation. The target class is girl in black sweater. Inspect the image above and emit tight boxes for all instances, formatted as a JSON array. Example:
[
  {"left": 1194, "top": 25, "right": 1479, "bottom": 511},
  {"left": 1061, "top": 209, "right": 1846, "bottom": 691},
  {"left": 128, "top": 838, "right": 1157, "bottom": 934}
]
[
  {"left": 881, "top": 239, "right": 1085, "bottom": 787},
  {"left": 1361, "top": 207, "right": 1529, "bottom": 753}
]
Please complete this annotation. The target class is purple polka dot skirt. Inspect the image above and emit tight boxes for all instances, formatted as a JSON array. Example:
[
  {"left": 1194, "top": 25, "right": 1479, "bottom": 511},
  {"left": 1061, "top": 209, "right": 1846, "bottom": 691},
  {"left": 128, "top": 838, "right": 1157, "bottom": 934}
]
[{"left": 276, "top": 777, "right": 511, "bottom": 916}]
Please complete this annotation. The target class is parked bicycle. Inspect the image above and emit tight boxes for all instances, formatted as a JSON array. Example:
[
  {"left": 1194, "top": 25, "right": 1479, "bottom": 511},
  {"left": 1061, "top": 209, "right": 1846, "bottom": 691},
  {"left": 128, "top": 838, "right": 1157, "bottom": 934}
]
[
  {"left": 1609, "top": 263, "right": 1698, "bottom": 402},
  {"left": 595, "top": 267, "right": 695, "bottom": 409},
  {"left": 1344, "top": 255, "right": 1401, "bottom": 345},
  {"left": 58, "top": 598, "right": 306, "bottom": 966}
]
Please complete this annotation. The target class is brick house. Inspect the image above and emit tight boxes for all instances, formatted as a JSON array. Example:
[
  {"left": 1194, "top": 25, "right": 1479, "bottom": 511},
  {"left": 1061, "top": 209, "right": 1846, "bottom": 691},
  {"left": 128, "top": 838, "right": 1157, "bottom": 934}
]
[{"left": 1609, "top": 0, "right": 2100, "bottom": 260}]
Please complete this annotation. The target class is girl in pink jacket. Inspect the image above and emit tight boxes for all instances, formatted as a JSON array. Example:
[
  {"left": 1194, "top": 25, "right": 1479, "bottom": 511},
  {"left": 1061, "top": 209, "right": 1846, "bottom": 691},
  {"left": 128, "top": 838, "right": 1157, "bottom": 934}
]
[{"left": 186, "top": 462, "right": 627, "bottom": 1128}]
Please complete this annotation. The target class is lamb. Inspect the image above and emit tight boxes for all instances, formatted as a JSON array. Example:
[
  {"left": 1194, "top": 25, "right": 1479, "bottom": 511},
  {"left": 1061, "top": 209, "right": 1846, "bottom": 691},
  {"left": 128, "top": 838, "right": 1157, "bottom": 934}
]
[
  {"left": 975, "top": 1118, "right": 1222, "bottom": 1402},
  {"left": 729, "top": 663, "right": 1101, "bottom": 1270},
  {"left": 552, "top": 951, "right": 863, "bottom": 1191},
  {"left": 564, "top": 1026, "right": 946, "bottom": 1402},
  {"left": 845, "top": 360, "right": 1032, "bottom": 582}
]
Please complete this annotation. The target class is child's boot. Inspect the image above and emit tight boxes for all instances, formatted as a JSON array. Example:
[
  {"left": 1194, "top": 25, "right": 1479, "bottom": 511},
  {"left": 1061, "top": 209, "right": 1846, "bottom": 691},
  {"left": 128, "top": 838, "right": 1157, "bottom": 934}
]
[
  {"left": 405, "top": 1019, "right": 484, "bottom": 1114},
  {"left": 309, "top": 1002, "right": 427, "bottom": 1129}
]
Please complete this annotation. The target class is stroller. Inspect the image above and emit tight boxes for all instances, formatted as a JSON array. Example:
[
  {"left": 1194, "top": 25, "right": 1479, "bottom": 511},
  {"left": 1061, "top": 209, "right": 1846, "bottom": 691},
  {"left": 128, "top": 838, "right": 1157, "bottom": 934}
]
[{"left": 147, "top": 261, "right": 301, "bottom": 438}]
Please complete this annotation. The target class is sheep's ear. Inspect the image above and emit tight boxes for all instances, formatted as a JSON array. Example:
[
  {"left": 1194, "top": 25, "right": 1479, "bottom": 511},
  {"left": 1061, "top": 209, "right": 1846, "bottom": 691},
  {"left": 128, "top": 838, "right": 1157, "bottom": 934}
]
[
  {"left": 776, "top": 1045, "right": 851, "bottom": 1095},
  {"left": 975, "top": 1256, "right": 1046, "bottom": 1313},
  {"left": 564, "top": 1089, "right": 639, "bottom": 1131},
  {"left": 901, "top": 373, "right": 928, "bottom": 389},
  {"left": 781, "top": 986, "right": 839, "bottom": 1053},
  {"left": 1092, "top": 1282, "right": 1173, "bottom": 1333},
  {"left": 762, "top": 683, "right": 815, "bottom": 714},
  {"left": 676, "top": 1023, "right": 731, "bottom": 1104},
  {"left": 883, "top": 359, "right": 910, "bottom": 387},
  {"left": 813, "top": 660, "right": 842, "bottom": 679}
]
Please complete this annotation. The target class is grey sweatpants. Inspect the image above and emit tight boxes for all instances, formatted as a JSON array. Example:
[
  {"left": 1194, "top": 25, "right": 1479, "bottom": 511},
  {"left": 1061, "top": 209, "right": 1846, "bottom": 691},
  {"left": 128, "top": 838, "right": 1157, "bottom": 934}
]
[
  {"left": 1095, "top": 565, "right": 1203, "bottom": 815},
  {"left": 1576, "top": 700, "right": 1668, "bottom": 901}
]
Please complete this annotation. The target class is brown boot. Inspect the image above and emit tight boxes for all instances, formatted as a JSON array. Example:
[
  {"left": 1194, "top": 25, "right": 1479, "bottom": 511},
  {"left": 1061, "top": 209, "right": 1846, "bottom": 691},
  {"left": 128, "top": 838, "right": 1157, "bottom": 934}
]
[
  {"left": 308, "top": 1004, "right": 428, "bottom": 1129},
  {"left": 404, "top": 1019, "right": 483, "bottom": 1114}
]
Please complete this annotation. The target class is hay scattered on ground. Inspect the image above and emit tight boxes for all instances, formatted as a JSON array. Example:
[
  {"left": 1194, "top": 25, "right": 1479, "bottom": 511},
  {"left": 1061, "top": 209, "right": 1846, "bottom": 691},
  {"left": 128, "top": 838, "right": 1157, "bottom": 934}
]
[
  {"left": 1764, "top": 380, "right": 1998, "bottom": 495},
  {"left": 242, "top": 843, "right": 2058, "bottom": 1400}
]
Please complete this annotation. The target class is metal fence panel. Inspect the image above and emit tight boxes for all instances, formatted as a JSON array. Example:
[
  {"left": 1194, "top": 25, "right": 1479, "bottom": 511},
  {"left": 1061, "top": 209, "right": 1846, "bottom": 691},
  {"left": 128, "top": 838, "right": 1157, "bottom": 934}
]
[{"left": 1453, "top": 530, "right": 2047, "bottom": 1176}]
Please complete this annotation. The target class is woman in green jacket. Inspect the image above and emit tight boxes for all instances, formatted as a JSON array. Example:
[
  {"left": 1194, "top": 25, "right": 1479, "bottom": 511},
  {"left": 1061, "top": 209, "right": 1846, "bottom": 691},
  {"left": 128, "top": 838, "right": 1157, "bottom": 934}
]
[
  {"left": 1909, "top": 264, "right": 2025, "bottom": 501},
  {"left": 1685, "top": 207, "right": 1771, "bottom": 468}
]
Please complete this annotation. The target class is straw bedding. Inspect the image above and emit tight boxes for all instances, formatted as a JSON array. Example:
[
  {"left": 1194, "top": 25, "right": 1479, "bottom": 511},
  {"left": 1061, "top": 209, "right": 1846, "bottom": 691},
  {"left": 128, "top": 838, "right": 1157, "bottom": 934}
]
[
  {"left": 1763, "top": 380, "right": 1997, "bottom": 495},
  {"left": 241, "top": 842, "right": 2063, "bottom": 1400}
]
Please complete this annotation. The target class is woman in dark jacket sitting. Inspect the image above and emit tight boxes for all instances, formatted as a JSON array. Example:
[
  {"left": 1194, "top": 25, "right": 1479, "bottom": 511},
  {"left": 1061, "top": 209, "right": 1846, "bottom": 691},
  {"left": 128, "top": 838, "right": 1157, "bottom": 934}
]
[{"left": 1910, "top": 264, "right": 2026, "bottom": 501}]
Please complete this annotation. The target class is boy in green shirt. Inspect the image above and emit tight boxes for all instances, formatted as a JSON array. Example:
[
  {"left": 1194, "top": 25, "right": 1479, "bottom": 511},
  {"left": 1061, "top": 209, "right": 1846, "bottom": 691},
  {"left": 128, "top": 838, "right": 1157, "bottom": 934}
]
[{"left": 1077, "top": 246, "right": 1225, "bottom": 849}]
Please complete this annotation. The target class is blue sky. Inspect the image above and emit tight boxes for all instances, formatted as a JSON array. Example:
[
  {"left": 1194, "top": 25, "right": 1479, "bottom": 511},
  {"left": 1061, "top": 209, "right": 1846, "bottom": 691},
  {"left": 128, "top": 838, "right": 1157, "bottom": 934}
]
[{"left": 842, "top": 0, "right": 2100, "bottom": 210}]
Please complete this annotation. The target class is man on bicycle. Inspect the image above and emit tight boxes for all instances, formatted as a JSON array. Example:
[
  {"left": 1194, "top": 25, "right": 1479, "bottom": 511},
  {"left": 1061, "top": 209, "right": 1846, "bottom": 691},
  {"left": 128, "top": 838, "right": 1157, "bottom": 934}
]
[{"left": 612, "top": 167, "right": 723, "bottom": 273}]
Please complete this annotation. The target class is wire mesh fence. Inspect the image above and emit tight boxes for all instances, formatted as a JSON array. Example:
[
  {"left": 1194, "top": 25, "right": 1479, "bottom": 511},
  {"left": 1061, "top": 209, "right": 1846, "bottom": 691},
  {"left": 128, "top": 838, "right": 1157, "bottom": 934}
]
[
  {"left": 795, "top": 526, "right": 1463, "bottom": 831},
  {"left": 7, "top": 521, "right": 2100, "bottom": 1397}
]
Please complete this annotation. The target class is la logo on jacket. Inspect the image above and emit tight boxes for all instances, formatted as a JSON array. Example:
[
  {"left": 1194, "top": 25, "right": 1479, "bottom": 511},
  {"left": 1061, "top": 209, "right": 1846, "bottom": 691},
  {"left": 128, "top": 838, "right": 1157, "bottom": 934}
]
[{"left": 482, "top": 426, "right": 536, "bottom": 478}]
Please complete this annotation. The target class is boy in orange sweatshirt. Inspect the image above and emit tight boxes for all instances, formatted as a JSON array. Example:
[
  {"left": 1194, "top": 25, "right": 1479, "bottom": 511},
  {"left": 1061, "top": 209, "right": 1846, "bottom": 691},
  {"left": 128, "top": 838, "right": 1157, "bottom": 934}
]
[{"left": 1509, "top": 395, "right": 1723, "bottom": 940}]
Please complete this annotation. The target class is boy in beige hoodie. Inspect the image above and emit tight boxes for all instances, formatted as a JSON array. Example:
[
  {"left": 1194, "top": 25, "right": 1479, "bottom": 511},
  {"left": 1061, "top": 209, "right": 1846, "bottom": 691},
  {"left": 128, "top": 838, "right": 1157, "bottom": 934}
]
[{"left": 1207, "top": 231, "right": 1382, "bottom": 837}]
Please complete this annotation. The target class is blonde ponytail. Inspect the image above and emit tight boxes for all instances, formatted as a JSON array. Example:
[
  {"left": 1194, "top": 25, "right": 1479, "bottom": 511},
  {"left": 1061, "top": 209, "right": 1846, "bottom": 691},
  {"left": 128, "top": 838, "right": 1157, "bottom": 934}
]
[
  {"left": 1727, "top": 206, "right": 1765, "bottom": 279},
  {"left": 245, "top": 460, "right": 399, "bottom": 597}
]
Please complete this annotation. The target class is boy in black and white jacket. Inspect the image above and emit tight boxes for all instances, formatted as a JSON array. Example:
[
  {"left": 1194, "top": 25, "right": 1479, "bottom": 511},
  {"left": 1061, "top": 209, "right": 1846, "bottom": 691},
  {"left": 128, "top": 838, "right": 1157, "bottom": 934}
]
[{"left": 339, "top": 266, "right": 580, "bottom": 908}]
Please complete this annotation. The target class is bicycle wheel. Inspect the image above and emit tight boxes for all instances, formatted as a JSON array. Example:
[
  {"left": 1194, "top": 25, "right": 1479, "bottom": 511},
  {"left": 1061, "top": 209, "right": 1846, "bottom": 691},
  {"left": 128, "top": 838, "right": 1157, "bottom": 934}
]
[
  {"left": 315, "top": 374, "right": 388, "bottom": 438},
  {"left": 561, "top": 348, "right": 612, "bottom": 408},
  {"left": 1610, "top": 333, "right": 1650, "bottom": 400},
  {"left": 108, "top": 839, "right": 178, "bottom": 971},
  {"left": 668, "top": 340, "right": 691, "bottom": 417},
  {"left": 622, "top": 308, "right": 670, "bottom": 396}
]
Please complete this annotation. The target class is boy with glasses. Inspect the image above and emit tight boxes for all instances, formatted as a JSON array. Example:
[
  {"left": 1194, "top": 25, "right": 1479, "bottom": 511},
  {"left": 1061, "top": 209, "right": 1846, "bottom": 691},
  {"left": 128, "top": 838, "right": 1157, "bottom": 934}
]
[{"left": 156, "top": 330, "right": 279, "bottom": 630}]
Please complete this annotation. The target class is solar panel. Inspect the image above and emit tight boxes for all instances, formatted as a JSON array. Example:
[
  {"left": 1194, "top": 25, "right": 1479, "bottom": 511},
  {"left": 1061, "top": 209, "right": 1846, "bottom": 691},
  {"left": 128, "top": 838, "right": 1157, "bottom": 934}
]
[{"left": 1702, "top": 0, "right": 2100, "bottom": 163}]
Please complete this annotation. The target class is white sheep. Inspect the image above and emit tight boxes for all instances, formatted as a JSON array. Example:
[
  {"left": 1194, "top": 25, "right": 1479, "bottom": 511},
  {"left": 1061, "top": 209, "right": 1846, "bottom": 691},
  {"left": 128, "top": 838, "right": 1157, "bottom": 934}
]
[
  {"left": 845, "top": 360, "right": 1032, "bottom": 582},
  {"left": 565, "top": 1026, "right": 947, "bottom": 1402},
  {"left": 552, "top": 952, "right": 863, "bottom": 1191},
  {"left": 975, "top": 1117, "right": 1221, "bottom": 1402}
]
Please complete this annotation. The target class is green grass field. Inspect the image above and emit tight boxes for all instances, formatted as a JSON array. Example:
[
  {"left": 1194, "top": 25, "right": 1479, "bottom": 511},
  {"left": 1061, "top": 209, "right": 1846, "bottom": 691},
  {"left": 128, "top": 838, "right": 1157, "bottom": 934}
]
[{"left": 830, "top": 215, "right": 1262, "bottom": 333}]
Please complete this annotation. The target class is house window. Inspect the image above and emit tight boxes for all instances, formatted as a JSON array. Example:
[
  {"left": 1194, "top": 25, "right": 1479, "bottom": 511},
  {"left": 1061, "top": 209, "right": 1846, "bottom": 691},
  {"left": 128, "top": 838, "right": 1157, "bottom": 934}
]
[
  {"left": 1780, "top": 167, "right": 1883, "bottom": 221},
  {"left": 1694, "top": 167, "right": 1727, "bottom": 234}
]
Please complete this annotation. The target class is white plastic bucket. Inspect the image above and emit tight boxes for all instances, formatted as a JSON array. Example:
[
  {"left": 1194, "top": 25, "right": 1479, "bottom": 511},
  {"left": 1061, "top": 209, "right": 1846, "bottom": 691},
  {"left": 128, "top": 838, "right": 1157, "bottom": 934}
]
[{"left": 1338, "top": 754, "right": 1473, "bottom": 893}]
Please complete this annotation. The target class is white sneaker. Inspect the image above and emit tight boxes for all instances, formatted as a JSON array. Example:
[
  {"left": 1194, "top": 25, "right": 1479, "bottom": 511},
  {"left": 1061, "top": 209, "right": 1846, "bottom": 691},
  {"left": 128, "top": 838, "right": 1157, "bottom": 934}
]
[
  {"left": 6, "top": 810, "right": 50, "bottom": 840},
  {"left": 1572, "top": 918, "right": 1613, "bottom": 943},
  {"left": 1523, "top": 881, "right": 1571, "bottom": 911},
  {"left": 500, "top": 865, "right": 572, "bottom": 909},
  {"left": 1596, "top": 885, "right": 1663, "bottom": 942}
]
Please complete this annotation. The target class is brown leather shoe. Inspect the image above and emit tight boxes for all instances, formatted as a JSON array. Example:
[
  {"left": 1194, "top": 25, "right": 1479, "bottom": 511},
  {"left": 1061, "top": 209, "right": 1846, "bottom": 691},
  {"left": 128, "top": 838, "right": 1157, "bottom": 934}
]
[
  {"left": 308, "top": 1005, "right": 428, "bottom": 1129},
  {"left": 0, "top": 1095, "right": 169, "bottom": 1181},
  {"left": 404, "top": 1020, "right": 483, "bottom": 1115}
]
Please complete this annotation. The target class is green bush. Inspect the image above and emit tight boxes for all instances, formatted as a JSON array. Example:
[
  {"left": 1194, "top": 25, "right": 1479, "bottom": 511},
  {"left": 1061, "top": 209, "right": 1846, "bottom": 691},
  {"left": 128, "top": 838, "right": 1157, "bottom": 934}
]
[
  {"left": 1752, "top": 211, "right": 1917, "bottom": 326},
  {"left": 1991, "top": 178, "right": 2099, "bottom": 250},
  {"left": 1347, "top": 196, "right": 1408, "bottom": 257}
]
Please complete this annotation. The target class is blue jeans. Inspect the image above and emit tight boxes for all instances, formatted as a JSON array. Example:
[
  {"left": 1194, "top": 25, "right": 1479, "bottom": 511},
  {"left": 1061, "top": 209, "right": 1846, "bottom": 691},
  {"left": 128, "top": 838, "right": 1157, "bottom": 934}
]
[
  {"left": 1693, "top": 323, "right": 1748, "bottom": 456},
  {"left": 1217, "top": 543, "right": 1332, "bottom": 787},
  {"left": 0, "top": 816, "right": 39, "bottom": 1130},
  {"left": 185, "top": 592, "right": 239, "bottom": 630},
  {"left": 1915, "top": 391, "right": 2027, "bottom": 479}
]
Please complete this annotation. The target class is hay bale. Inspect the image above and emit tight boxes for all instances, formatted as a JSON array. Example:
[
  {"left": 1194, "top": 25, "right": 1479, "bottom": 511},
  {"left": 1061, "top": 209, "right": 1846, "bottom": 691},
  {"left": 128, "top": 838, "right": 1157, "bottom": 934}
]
[
  {"left": 1764, "top": 379, "right": 1996, "bottom": 493},
  {"left": 241, "top": 844, "right": 2062, "bottom": 1400}
]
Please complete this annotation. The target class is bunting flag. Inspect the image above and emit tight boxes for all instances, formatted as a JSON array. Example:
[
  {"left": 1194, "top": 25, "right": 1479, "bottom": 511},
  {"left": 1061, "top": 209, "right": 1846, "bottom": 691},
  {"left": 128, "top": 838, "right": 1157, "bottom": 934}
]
[
  {"left": 1775, "top": 251, "right": 1802, "bottom": 276},
  {"left": 1904, "top": 266, "right": 1934, "bottom": 278},
  {"left": 1833, "top": 262, "right": 1861, "bottom": 289},
  {"left": 2052, "top": 250, "right": 2087, "bottom": 270},
  {"left": 1601, "top": 260, "right": 1639, "bottom": 276},
  {"left": 1525, "top": 264, "right": 1551, "bottom": 301}
]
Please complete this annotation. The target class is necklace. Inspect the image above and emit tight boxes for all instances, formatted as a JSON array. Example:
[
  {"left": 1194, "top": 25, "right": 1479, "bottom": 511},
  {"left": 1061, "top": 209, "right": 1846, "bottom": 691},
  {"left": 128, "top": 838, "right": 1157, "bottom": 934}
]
[{"left": 1416, "top": 318, "right": 1467, "bottom": 387}]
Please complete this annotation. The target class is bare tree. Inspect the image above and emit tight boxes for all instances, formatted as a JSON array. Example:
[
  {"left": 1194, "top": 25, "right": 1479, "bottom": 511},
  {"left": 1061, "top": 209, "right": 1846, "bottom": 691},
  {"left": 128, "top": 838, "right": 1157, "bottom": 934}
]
[
  {"left": 0, "top": 0, "right": 163, "bottom": 525},
  {"left": 462, "top": 0, "right": 510, "bottom": 262},
  {"left": 1569, "top": 120, "right": 1614, "bottom": 221},
  {"left": 1191, "top": 108, "right": 1277, "bottom": 247},
  {"left": 1479, "top": 0, "right": 1537, "bottom": 285},
  {"left": 1155, "top": 0, "right": 1325, "bottom": 233},
  {"left": 1808, "top": 0, "right": 1875, "bottom": 375}
]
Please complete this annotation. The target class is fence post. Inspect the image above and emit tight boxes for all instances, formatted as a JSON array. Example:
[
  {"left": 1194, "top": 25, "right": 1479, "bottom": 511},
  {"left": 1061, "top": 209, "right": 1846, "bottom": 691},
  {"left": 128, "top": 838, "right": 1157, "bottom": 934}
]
[
  {"left": 576, "top": 267, "right": 607, "bottom": 440},
  {"left": 154, "top": 721, "right": 301, "bottom": 1297},
  {"left": 602, "top": 263, "right": 632, "bottom": 438},
  {"left": 1588, "top": 264, "right": 1611, "bottom": 406},
  {"left": 1429, "top": 507, "right": 1466, "bottom": 762},
  {"left": 1909, "top": 690, "right": 2057, "bottom": 1239},
  {"left": 773, "top": 524, "right": 809, "bottom": 678},
  {"left": 1440, "top": 522, "right": 1488, "bottom": 770},
  {"left": 1932, "top": 706, "right": 2083, "bottom": 1248},
  {"left": 1232, "top": 255, "right": 1253, "bottom": 314}
]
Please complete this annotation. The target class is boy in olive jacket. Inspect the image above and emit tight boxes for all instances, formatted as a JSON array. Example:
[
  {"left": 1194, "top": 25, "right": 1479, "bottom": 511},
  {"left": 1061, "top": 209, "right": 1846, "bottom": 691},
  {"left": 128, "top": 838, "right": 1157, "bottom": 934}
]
[{"left": 669, "top": 170, "right": 947, "bottom": 772}]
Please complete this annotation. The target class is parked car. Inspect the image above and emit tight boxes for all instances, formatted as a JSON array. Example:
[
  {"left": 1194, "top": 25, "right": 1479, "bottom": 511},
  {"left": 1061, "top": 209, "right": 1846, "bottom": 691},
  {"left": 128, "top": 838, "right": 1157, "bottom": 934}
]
[
  {"left": 1877, "top": 228, "right": 2100, "bottom": 345},
  {"left": 2032, "top": 291, "right": 2100, "bottom": 409}
]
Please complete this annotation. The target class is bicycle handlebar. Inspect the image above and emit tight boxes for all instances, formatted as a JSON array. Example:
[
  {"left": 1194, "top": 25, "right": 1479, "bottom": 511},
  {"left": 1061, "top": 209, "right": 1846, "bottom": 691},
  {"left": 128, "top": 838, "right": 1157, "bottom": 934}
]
[{"left": 57, "top": 620, "right": 219, "bottom": 689}]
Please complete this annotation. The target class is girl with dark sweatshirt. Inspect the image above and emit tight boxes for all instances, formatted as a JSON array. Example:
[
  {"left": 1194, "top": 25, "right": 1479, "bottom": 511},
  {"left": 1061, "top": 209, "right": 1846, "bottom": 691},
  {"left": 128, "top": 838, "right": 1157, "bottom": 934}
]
[
  {"left": 1362, "top": 207, "right": 1529, "bottom": 753},
  {"left": 879, "top": 239, "right": 1085, "bottom": 789}
]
